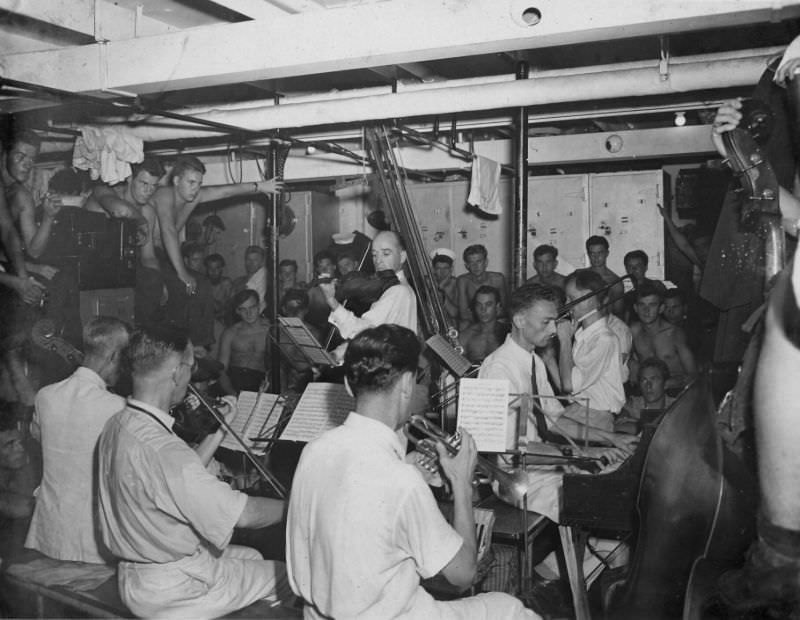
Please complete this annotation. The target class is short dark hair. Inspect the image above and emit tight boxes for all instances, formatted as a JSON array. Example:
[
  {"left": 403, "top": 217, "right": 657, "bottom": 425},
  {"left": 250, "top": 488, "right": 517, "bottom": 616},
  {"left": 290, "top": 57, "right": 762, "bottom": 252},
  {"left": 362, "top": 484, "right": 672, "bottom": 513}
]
[
  {"left": 432, "top": 254, "right": 453, "bottom": 268},
  {"left": 246, "top": 245, "right": 265, "bottom": 259},
  {"left": 533, "top": 244, "right": 558, "bottom": 261},
  {"left": 635, "top": 280, "right": 666, "bottom": 303},
  {"left": 509, "top": 283, "right": 559, "bottom": 318},
  {"left": 585, "top": 235, "right": 609, "bottom": 252},
  {"left": 48, "top": 167, "right": 91, "bottom": 195},
  {"left": 463, "top": 244, "right": 488, "bottom": 262},
  {"left": 624, "top": 250, "right": 649, "bottom": 268},
  {"left": 345, "top": 324, "right": 420, "bottom": 398},
  {"left": 6, "top": 129, "right": 41, "bottom": 153},
  {"left": 204, "top": 253, "right": 225, "bottom": 268},
  {"left": 314, "top": 250, "right": 335, "bottom": 266},
  {"left": 233, "top": 289, "right": 259, "bottom": 309},
  {"left": 565, "top": 269, "right": 606, "bottom": 307},
  {"left": 171, "top": 155, "right": 206, "bottom": 179},
  {"left": 279, "top": 259, "right": 298, "bottom": 270},
  {"left": 131, "top": 157, "right": 165, "bottom": 180},
  {"left": 281, "top": 288, "right": 309, "bottom": 312},
  {"left": 336, "top": 251, "right": 357, "bottom": 264},
  {"left": 639, "top": 357, "right": 670, "bottom": 381},
  {"left": 181, "top": 241, "right": 204, "bottom": 260},
  {"left": 127, "top": 323, "right": 190, "bottom": 377},
  {"left": 471, "top": 285, "right": 501, "bottom": 309},
  {"left": 664, "top": 288, "right": 686, "bottom": 303}
]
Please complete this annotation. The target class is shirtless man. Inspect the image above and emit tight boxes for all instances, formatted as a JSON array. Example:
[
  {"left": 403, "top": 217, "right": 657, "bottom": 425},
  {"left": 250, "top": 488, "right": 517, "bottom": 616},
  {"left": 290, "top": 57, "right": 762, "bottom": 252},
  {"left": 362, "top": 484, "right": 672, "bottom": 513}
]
[
  {"left": 585, "top": 235, "right": 624, "bottom": 317},
  {"left": 629, "top": 281, "right": 696, "bottom": 392},
  {"left": 3, "top": 131, "right": 80, "bottom": 346},
  {"left": 85, "top": 158, "right": 165, "bottom": 324},
  {"left": 458, "top": 285, "right": 508, "bottom": 364},
  {"left": 218, "top": 289, "right": 269, "bottom": 394},
  {"left": 456, "top": 244, "right": 508, "bottom": 329},
  {"left": 431, "top": 249, "right": 459, "bottom": 326},
  {"left": 152, "top": 156, "right": 282, "bottom": 346},
  {"left": 525, "top": 244, "right": 566, "bottom": 290}
]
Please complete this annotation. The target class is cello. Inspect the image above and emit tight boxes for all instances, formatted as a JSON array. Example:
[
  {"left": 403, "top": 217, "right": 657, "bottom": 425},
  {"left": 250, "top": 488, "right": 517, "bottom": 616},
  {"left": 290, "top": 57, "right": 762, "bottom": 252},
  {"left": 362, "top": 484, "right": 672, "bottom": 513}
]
[{"left": 613, "top": 103, "right": 779, "bottom": 619}]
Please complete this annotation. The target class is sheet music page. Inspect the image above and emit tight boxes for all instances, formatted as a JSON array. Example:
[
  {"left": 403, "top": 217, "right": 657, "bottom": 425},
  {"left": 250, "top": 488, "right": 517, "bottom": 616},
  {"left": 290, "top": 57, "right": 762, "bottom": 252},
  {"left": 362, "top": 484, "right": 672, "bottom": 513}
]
[
  {"left": 279, "top": 383, "right": 355, "bottom": 442},
  {"left": 220, "top": 391, "right": 283, "bottom": 455},
  {"left": 278, "top": 317, "right": 337, "bottom": 366},
  {"left": 457, "top": 378, "right": 509, "bottom": 452}
]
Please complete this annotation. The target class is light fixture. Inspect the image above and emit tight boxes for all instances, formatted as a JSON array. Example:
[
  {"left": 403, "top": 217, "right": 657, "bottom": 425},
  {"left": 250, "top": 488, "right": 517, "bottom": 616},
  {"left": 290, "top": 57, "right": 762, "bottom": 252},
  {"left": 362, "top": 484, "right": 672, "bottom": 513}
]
[
  {"left": 674, "top": 112, "right": 686, "bottom": 127},
  {"left": 605, "top": 134, "right": 623, "bottom": 154}
]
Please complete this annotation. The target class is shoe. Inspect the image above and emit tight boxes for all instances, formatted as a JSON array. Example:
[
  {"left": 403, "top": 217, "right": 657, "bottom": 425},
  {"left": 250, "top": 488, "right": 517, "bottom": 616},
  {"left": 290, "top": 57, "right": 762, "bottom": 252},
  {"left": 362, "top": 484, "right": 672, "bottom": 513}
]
[{"left": 521, "top": 575, "right": 573, "bottom": 618}]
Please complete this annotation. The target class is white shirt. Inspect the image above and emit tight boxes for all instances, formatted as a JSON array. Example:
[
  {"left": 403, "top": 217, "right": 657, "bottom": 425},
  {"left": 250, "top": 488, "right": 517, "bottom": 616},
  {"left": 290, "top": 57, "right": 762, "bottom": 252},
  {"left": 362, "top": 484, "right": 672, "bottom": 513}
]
[
  {"left": 606, "top": 313, "right": 633, "bottom": 382},
  {"left": 97, "top": 399, "right": 248, "bottom": 564},
  {"left": 329, "top": 270, "right": 417, "bottom": 339},
  {"left": 478, "top": 335, "right": 564, "bottom": 447},
  {"left": 287, "top": 413, "right": 464, "bottom": 620},
  {"left": 571, "top": 319, "right": 625, "bottom": 413},
  {"left": 26, "top": 367, "right": 125, "bottom": 563}
]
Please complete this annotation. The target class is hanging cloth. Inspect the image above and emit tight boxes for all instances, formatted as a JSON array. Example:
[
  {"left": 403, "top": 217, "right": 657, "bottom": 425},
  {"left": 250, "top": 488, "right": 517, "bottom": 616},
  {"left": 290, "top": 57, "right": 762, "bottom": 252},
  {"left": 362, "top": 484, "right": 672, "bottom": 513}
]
[{"left": 467, "top": 155, "right": 502, "bottom": 215}]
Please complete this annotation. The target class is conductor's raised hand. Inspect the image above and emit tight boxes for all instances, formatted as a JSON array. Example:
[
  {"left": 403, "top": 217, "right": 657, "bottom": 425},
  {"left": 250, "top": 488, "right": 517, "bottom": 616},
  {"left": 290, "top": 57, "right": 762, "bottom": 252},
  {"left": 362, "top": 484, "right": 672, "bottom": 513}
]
[
  {"left": 710, "top": 98, "right": 743, "bottom": 158},
  {"left": 257, "top": 178, "right": 285, "bottom": 195},
  {"left": 435, "top": 429, "right": 477, "bottom": 491}
]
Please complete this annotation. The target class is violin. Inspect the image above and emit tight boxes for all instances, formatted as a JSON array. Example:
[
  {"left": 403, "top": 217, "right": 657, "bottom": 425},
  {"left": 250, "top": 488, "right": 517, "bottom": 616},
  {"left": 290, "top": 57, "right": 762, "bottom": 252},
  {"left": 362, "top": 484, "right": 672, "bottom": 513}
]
[{"left": 334, "top": 269, "right": 400, "bottom": 306}]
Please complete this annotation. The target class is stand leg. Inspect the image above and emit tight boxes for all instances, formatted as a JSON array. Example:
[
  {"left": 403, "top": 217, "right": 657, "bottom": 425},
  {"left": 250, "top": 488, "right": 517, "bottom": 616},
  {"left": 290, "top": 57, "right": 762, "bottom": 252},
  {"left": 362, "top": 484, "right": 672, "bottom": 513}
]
[{"left": 559, "top": 525, "right": 591, "bottom": 620}]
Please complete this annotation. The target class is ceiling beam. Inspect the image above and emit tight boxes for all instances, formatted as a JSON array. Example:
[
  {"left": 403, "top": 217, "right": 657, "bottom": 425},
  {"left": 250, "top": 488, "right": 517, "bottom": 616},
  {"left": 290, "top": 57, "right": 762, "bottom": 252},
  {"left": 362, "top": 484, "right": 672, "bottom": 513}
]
[
  {"left": 0, "top": 0, "right": 96, "bottom": 38},
  {"left": 200, "top": 0, "right": 289, "bottom": 20},
  {"left": 2, "top": 0, "right": 797, "bottom": 95}
]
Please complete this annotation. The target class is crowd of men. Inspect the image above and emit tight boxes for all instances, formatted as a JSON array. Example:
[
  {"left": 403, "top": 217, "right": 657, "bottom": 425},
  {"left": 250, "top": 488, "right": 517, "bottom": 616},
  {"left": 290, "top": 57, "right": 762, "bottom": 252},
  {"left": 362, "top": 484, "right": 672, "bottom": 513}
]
[{"left": 0, "top": 85, "right": 799, "bottom": 618}]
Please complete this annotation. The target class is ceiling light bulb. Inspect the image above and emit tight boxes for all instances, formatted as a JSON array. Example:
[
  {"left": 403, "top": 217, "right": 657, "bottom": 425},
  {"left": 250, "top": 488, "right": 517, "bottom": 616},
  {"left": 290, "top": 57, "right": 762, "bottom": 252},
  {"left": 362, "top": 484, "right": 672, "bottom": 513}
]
[{"left": 674, "top": 112, "right": 686, "bottom": 127}]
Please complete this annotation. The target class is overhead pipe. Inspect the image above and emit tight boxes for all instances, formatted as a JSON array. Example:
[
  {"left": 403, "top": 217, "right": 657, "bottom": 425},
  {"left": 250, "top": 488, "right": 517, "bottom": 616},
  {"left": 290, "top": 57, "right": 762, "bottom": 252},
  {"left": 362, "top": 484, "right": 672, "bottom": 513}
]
[
  {"left": 512, "top": 61, "right": 529, "bottom": 289},
  {"left": 97, "top": 49, "right": 779, "bottom": 142}
]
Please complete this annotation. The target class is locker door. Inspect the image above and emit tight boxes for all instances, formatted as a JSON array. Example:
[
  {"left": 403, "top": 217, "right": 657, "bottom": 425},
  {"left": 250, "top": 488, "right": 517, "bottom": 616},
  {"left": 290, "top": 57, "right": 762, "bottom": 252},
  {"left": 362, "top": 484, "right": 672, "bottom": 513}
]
[
  {"left": 407, "top": 182, "right": 454, "bottom": 260},
  {"left": 449, "top": 179, "right": 512, "bottom": 276},
  {"left": 589, "top": 171, "right": 666, "bottom": 280},
  {"left": 527, "top": 174, "right": 589, "bottom": 276}
]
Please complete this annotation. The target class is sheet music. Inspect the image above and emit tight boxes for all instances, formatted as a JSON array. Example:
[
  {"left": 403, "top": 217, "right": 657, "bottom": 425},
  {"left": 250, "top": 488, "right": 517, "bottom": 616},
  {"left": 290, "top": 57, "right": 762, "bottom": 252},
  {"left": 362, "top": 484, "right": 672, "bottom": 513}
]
[
  {"left": 425, "top": 334, "right": 472, "bottom": 377},
  {"left": 220, "top": 391, "right": 283, "bottom": 455},
  {"left": 278, "top": 317, "right": 337, "bottom": 367},
  {"left": 279, "top": 383, "right": 355, "bottom": 442},
  {"left": 457, "top": 378, "right": 509, "bottom": 452}
]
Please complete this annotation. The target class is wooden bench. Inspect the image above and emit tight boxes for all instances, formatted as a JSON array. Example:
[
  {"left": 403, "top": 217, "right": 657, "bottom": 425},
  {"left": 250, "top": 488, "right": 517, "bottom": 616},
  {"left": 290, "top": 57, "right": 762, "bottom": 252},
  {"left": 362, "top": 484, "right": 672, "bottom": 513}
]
[{"left": 2, "top": 550, "right": 301, "bottom": 619}]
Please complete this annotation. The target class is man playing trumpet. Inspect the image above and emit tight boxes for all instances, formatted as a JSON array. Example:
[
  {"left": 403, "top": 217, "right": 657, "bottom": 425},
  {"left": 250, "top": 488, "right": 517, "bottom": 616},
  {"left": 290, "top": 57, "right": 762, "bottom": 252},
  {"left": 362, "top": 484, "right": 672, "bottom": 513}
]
[{"left": 287, "top": 324, "right": 537, "bottom": 619}]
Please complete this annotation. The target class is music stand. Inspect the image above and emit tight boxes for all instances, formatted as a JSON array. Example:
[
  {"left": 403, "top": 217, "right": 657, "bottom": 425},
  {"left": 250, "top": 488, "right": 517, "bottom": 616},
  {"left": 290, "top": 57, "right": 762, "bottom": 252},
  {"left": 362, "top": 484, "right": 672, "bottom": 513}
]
[{"left": 274, "top": 317, "right": 338, "bottom": 369}]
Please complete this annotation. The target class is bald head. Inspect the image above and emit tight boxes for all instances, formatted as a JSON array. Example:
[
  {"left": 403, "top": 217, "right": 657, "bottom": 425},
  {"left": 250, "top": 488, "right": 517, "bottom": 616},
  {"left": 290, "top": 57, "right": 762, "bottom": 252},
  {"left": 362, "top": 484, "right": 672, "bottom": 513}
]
[{"left": 371, "top": 231, "right": 407, "bottom": 273}]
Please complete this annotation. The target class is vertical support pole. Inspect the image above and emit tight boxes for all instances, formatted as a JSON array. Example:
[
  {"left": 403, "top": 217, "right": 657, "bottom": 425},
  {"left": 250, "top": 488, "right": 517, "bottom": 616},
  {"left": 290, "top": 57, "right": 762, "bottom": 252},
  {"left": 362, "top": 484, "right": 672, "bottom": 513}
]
[
  {"left": 266, "top": 142, "right": 281, "bottom": 391},
  {"left": 512, "top": 61, "right": 529, "bottom": 289}
]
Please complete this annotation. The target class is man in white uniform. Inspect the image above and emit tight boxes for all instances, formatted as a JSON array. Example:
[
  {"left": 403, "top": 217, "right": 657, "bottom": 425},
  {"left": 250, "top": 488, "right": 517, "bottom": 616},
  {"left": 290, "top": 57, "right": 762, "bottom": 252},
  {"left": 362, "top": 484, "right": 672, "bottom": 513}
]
[
  {"left": 97, "top": 323, "right": 288, "bottom": 618},
  {"left": 287, "top": 324, "right": 537, "bottom": 619},
  {"left": 320, "top": 230, "right": 417, "bottom": 340},
  {"left": 26, "top": 317, "right": 130, "bottom": 563},
  {"left": 557, "top": 269, "right": 625, "bottom": 431}
]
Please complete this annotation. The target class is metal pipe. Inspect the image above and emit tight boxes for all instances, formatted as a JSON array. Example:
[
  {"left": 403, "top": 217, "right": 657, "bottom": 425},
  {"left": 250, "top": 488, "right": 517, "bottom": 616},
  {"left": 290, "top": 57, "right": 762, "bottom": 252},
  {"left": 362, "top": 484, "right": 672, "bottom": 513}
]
[
  {"left": 512, "top": 61, "right": 529, "bottom": 290},
  {"left": 267, "top": 144, "right": 282, "bottom": 391},
  {"left": 98, "top": 49, "right": 778, "bottom": 141}
]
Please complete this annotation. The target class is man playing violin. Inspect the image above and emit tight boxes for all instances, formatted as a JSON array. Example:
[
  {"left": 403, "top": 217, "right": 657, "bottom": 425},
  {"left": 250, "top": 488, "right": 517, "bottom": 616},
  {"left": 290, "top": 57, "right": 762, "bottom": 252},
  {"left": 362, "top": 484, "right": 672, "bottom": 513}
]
[
  {"left": 287, "top": 324, "right": 537, "bottom": 619},
  {"left": 320, "top": 230, "right": 418, "bottom": 346},
  {"left": 96, "top": 323, "right": 289, "bottom": 618}
]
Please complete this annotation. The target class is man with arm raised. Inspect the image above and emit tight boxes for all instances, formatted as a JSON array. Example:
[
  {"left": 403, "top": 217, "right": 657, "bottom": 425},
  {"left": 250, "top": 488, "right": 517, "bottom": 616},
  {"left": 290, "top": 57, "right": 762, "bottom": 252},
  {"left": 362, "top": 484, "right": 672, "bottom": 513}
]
[{"left": 152, "top": 156, "right": 282, "bottom": 348}]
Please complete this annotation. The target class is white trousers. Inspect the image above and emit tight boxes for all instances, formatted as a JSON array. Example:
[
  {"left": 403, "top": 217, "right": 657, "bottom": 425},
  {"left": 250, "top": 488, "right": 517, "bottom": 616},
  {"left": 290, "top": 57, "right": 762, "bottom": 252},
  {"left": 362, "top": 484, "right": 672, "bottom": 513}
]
[{"left": 118, "top": 545, "right": 290, "bottom": 619}]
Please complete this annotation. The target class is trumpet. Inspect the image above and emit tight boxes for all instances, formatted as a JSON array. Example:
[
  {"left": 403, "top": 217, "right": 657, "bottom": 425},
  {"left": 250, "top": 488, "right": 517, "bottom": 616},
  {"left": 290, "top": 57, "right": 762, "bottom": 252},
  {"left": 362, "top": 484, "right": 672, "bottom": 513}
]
[{"left": 404, "top": 415, "right": 530, "bottom": 507}]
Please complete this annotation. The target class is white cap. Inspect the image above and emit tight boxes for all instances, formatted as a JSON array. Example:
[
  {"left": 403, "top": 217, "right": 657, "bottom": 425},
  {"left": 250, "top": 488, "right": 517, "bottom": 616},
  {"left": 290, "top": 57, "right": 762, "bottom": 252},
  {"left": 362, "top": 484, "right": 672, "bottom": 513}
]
[
  {"left": 430, "top": 248, "right": 456, "bottom": 261},
  {"left": 332, "top": 232, "right": 356, "bottom": 245}
]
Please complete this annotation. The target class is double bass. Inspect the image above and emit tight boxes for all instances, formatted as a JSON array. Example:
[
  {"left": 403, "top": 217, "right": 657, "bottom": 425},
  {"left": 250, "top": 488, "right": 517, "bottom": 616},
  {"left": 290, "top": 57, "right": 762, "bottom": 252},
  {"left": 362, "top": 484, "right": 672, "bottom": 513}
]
[{"left": 613, "top": 104, "right": 777, "bottom": 619}]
